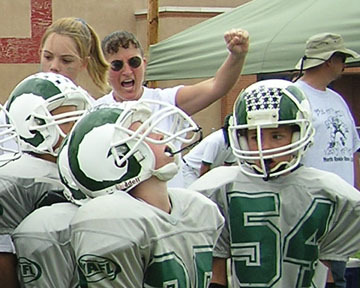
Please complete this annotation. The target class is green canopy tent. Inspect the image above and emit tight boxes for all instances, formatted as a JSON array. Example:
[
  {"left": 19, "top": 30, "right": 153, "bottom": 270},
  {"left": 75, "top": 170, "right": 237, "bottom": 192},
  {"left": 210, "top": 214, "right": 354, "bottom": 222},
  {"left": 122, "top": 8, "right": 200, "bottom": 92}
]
[{"left": 146, "top": 0, "right": 360, "bottom": 81}]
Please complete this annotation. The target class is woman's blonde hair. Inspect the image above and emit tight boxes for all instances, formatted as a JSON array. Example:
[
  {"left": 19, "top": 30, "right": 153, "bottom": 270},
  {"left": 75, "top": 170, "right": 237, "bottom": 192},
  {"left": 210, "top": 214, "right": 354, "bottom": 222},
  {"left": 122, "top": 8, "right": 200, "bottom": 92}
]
[{"left": 41, "top": 17, "right": 110, "bottom": 93}]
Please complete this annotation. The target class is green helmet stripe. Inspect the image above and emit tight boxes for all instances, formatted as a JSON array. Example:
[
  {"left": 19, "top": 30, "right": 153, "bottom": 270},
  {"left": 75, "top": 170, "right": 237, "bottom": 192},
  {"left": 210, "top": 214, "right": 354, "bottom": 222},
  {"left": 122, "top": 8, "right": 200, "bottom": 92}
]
[
  {"left": 279, "top": 86, "right": 306, "bottom": 121},
  {"left": 279, "top": 94, "right": 298, "bottom": 120},
  {"left": 69, "top": 108, "right": 122, "bottom": 190},
  {"left": 235, "top": 96, "right": 248, "bottom": 125},
  {"left": 7, "top": 78, "right": 61, "bottom": 107},
  {"left": 69, "top": 107, "right": 142, "bottom": 192}
]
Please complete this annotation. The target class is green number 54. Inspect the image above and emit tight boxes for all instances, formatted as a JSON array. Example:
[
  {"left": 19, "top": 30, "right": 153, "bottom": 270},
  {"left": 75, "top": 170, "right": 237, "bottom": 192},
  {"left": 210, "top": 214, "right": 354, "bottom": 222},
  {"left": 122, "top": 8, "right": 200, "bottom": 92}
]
[{"left": 228, "top": 192, "right": 334, "bottom": 287}]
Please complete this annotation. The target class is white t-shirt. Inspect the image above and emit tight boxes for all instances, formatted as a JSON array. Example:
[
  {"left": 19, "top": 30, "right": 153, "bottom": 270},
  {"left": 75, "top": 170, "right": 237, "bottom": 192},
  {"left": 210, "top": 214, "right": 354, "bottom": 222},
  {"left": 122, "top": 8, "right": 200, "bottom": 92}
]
[
  {"left": 182, "top": 129, "right": 236, "bottom": 187},
  {"left": 96, "top": 86, "right": 182, "bottom": 133},
  {"left": 295, "top": 80, "right": 360, "bottom": 185}
]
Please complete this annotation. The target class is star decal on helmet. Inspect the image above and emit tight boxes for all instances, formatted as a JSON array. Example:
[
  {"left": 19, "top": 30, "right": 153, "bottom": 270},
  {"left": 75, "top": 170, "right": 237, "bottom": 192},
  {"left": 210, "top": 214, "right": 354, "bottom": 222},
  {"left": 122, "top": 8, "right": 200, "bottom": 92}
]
[{"left": 244, "top": 86, "right": 282, "bottom": 112}]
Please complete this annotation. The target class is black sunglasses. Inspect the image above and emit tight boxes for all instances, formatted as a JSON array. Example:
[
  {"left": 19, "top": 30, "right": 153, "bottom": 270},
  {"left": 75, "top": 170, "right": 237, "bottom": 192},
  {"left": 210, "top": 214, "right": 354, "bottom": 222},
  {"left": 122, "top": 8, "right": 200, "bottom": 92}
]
[{"left": 110, "top": 56, "right": 142, "bottom": 71}]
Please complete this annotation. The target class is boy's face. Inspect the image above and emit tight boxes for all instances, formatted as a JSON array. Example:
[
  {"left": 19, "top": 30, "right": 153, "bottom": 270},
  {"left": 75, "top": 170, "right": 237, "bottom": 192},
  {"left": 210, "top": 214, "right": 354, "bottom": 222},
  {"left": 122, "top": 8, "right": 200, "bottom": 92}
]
[{"left": 246, "top": 125, "right": 293, "bottom": 170}]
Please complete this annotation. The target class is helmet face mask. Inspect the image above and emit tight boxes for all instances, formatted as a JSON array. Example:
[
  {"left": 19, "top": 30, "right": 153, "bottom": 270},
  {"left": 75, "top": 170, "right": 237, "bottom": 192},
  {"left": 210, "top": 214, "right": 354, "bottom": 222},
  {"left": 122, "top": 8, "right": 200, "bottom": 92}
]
[
  {"left": 229, "top": 79, "right": 315, "bottom": 179},
  {"left": 65, "top": 100, "right": 201, "bottom": 198},
  {"left": 6, "top": 72, "right": 92, "bottom": 156},
  {"left": 0, "top": 104, "right": 22, "bottom": 165}
]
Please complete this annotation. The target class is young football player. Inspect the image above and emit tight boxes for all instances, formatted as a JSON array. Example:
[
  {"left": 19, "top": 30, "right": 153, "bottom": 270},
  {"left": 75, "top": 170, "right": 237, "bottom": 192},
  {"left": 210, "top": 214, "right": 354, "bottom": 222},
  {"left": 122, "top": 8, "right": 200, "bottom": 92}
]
[
  {"left": 190, "top": 79, "right": 360, "bottom": 288},
  {"left": 62, "top": 100, "right": 224, "bottom": 287},
  {"left": 0, "top": 104, "right": 22, "bottom": 288},
  {"left": 0, "top": 72, "right": 92, "bottom": 287},
  {"left": 12, "top": 137, "right": 89, "bottom": 288}
]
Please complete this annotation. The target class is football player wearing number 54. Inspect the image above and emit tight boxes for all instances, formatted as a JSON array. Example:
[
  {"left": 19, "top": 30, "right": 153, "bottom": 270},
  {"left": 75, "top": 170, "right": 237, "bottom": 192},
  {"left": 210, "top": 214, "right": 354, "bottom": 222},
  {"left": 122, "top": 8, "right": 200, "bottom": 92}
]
[{"left": 190, "top": 79, "right": 360, "bottom": 288}]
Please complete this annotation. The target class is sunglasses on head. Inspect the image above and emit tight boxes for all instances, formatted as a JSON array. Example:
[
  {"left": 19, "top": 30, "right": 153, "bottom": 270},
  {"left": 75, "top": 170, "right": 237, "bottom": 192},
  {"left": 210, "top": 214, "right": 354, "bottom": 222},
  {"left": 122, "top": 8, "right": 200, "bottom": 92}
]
[{"left": 110, "top": 56, "right": 142, "bottom": 71}]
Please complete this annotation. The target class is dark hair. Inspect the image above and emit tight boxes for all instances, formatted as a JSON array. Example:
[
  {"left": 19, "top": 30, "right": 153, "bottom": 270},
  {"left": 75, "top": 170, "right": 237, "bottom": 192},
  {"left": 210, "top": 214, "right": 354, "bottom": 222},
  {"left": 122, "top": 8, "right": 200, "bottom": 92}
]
[
  {"left": 102, "top": 31, "right": 144, "bottom": 57},
  {"left": 222, "top": 113, "right": 232, "bottom": 148},
  {"left": 331, "top": 52, "right": 347, "bottom": 63}
]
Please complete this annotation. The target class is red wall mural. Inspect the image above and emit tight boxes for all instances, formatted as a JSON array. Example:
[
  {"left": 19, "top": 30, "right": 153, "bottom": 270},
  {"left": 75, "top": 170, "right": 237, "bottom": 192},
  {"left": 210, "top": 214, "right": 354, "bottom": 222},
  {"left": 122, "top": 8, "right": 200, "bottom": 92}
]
[{"left": 0, "top": 0, "right": 52, "bottom": 63}]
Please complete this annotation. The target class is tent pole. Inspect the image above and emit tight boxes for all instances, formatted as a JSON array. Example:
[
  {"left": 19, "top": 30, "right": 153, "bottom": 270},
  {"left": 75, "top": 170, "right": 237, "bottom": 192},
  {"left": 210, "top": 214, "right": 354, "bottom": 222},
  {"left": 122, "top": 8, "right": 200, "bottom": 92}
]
[{"left": 147, "top": 0, "right": 158, "bottom": 88}]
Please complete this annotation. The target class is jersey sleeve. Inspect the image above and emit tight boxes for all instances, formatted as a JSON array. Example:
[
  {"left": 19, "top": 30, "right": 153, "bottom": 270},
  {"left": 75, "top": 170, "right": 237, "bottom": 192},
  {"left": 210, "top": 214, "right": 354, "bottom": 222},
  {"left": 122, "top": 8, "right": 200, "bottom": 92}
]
[
  {"left": 190, "top": 168, "right": 239, "bottom": 259},
  {"left": 12, "top": 204, "right": 78, "bottom": 288},
  {"left": 318, "top": 184, "right": 360, "bottom": 261},
  {"left": 0, "top": 234, "right": 14, "bottom": 253}
]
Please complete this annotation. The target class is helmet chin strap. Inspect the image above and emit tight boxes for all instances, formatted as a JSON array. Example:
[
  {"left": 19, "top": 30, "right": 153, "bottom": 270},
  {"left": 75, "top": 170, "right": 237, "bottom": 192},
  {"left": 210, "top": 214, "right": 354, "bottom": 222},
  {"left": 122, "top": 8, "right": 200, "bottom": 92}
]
[
  {"left": 152, "top": 153, "right": 180, "bottom": 182},
  {"left": 251, "top": 159, "right": 291, "bottom": 180},
  {"left": 263, "top": 159, "right": 272, "bottom": 181}
]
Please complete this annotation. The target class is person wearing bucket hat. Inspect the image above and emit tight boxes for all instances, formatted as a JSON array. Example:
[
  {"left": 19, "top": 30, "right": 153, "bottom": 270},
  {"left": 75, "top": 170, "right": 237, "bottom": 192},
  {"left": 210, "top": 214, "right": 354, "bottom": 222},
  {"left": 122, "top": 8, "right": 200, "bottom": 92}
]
[
  {"left": 294, "top": 33, "right": 360, "bottom": 288},
  {"left": 295, "top": 33, "right": 359, "bottom": 71}
]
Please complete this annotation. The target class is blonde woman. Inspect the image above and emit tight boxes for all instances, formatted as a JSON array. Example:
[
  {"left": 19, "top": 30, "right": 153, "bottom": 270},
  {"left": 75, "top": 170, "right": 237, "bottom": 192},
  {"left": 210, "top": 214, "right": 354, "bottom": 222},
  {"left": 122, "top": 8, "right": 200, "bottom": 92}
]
[{"left": 40, "top": 17, "right": 109, "bottom": 94}]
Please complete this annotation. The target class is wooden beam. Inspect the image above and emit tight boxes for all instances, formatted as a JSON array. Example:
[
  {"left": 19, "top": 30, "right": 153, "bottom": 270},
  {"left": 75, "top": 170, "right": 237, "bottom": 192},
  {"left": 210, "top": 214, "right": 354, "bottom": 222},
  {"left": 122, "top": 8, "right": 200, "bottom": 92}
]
[
  {"left": 147, "top": 0, "right": 159, "bottom": 87},
  {"left": 147, "top": 0, "right": 159, "bottom": 47}
]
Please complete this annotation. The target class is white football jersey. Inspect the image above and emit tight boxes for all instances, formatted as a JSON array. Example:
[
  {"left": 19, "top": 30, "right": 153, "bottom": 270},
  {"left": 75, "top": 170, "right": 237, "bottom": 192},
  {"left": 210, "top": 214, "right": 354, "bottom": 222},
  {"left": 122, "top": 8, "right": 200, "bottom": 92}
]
[
  {"left": 12, "top": 203, "right": 78, "bottom": 288},
  {"left": 0, "top": 154, "right": 62, "bottom": 235},
  {"left": 190, "top": 165, "right": 360, "bottom": 288},
  {"left": 71, "top": 188, "right": 224, "bottom": 287}
]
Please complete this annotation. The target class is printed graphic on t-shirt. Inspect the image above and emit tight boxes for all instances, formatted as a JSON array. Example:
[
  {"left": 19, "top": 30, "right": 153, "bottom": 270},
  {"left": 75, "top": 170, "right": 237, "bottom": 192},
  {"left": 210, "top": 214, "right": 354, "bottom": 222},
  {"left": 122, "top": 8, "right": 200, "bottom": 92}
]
[{"left": 314, "top": 108, "right": 352, "bottom": 163}]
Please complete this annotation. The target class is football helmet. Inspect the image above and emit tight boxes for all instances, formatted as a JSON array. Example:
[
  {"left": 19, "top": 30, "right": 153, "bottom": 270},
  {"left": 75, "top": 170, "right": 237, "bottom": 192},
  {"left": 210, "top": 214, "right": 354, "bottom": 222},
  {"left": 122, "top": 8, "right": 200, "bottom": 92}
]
[
  {"left": 66, "top": 99, "right": 201, "bottom": 198},
  {"left": 0, "top": 103, "right": 22, "bottom": 165},
  {"left": 57, "top": 137, "right": 89, "bottom": 206},
  {"left": 6, "top": 72, "right": 92, "bottom": 156},
  {"left": 229, "top": 79, "right": 314, "bottom": 179}
]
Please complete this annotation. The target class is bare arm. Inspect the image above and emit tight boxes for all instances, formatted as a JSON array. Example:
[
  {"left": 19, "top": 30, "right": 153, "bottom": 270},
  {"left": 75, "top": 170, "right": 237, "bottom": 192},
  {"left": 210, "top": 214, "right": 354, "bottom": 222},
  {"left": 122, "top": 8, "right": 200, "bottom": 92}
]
[
  {"left": 354, "top": 152, "right": 360, "bottom": 190},
  {"left": 322, "top": 260, "right": 335, "bottom": 284},
  {"left": 199, "top": 162, "right": 211, "bottom": 177},
  {"left": 211, "top": 257, "right": 228, "bottom": 286},
  {"left": 0, "top": 253, "right": 20, "bottom": 288},
  {"left": 176, "top": 29, "right": 249, "bottom": 116}
]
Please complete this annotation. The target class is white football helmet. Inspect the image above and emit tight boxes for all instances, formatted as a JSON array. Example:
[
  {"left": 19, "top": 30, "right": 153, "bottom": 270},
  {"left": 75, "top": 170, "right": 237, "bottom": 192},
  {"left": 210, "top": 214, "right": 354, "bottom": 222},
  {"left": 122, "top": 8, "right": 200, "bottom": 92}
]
[
  {"left": 6, "top": 72, "right": 93, "bottom": 156},
  {"left": 65, "top": 99, "right": 201, "bottom": 198},
  {"left": 229, "top": 79, "right": 314, "bottom": 179}
]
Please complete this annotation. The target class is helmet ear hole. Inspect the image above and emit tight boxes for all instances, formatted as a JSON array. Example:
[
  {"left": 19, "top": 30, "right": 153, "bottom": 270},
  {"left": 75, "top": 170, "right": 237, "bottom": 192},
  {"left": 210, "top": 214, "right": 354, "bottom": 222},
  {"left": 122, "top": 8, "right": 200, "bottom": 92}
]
[
  {"left": 237, "top": 128, "right": 249, "bottom": 151},
  {"left": 291, "top": 131, "right": 300, "bottom": 143},
  {"left": 291, "top": 125, "right": 301, "bottom": 143}
]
